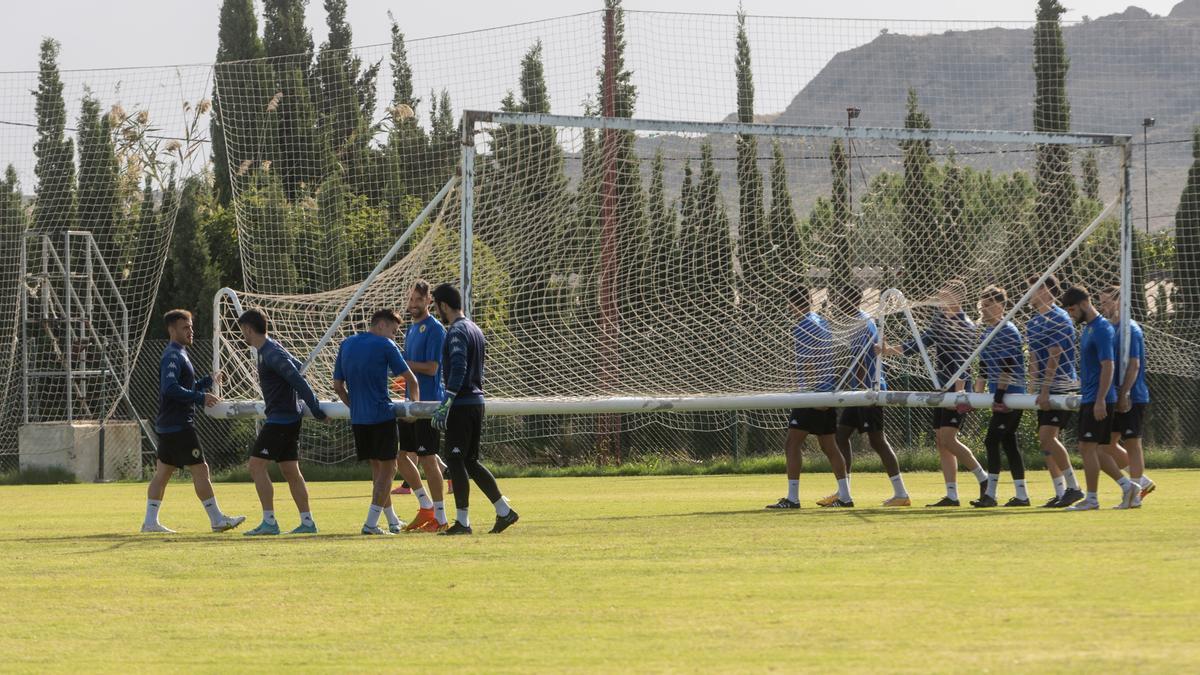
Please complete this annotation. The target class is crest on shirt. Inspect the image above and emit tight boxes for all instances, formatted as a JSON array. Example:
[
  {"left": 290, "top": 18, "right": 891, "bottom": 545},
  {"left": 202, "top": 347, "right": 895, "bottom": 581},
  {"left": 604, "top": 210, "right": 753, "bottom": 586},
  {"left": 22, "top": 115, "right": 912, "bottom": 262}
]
[{"left": 419, "top": 324, "right": 427, "bottom": 333}]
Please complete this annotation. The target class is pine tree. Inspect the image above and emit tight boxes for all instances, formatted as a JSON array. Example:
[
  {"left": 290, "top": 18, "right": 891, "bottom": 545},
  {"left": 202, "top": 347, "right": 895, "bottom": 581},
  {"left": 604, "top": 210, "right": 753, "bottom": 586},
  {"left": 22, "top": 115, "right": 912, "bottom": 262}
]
[
  {"left": 1032, "top": 0, "right": 1079, "bottom": 274},
  {"left": 383, "top": 15, "right": 429, "bottom": 203},
  {"left": 899, "top": 88, "right": 937, "bottom": 295},
  {"left": 733, "top": 10, "right": 768, "bottom": 312},
  {"left": 315, "top": 0, "right": 374, "bottom": 196},
  {"left": 211, "top": 0, "right": 266, "bottom": 207},
  {"left": 76, "top": 92, "right": 122, "bottom": 271},
  {"left": 1174, "top": 127, "right": 1200, "bottom": 324},
  {"left": 32, "top": 38, "right": 76, "bottom": 235}
]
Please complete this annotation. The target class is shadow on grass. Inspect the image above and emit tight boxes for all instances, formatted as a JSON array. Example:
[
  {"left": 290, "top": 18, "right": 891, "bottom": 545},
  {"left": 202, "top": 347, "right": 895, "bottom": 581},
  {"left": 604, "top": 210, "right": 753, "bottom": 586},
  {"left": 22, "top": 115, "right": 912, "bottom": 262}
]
[{"left": 3, "top": 531, "right": 393, "bottom": 553}]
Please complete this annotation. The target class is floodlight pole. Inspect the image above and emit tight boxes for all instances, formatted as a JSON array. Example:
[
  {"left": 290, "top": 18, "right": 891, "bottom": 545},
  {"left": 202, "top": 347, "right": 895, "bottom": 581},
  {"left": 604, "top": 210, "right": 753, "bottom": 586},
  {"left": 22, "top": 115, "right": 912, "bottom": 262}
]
[
  {"left": 846, "top": 106, "right": 860, "bottom": 204},
  {"left": 1142, "top": 117, "right": 1155, "bottom": 234}
]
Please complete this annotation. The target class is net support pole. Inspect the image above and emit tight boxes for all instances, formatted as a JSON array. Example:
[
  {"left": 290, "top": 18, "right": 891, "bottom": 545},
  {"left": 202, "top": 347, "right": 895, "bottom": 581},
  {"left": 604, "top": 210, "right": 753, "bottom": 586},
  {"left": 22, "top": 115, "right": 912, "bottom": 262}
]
[
  {"left": 298, "top": 175, "right": 458, "bottom": 374},
  {"left": 1120, "top": 143, "right": 1134, "bottom": 371},
  {"left": 461, "top": 119, "right": 476, "bottom": 317},
  {"left": 211, "top": 287, "right": 247, "bottom": 397},
  {"left": 941, "top": 196, "right": 1123, "bottom": 390}
]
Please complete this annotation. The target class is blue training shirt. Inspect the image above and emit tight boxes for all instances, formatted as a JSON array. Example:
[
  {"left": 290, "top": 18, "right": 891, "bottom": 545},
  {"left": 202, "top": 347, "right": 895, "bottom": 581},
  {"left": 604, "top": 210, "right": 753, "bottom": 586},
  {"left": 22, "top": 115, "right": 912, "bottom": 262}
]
[
  {"left": 848, "top": 310, "right": 887, "bottom": 390},
  {"left": 156, "top": 342, "right": 212, "bottom": 434},
  {"left": 333, "top": 332, "right": 410, "bottom": 425},
  {"left": 257, "top": 337, "right": 326, "bottom": 424},
  {"left": 403, "top": 314, "right": 446, "bottom": 402},
  {"left": 1026, "top": 305, "right": 1078, "bottom": 393},
  {"left": 442, "top": 317, "right": 485, "bottom": 406},
  {"left": 1079, "top": 314, "right": 1118, "bottom": 404},
  {"left": 902, "top": 310, "right": 978, "bottom": 390},
  {"left": 979, "top": 321, "right": 1026, "bottom": 395},
  {"left": 1112, "top": 319, "right": 1150, "bottom": 404},
  {"left": 793, "top": 312, "right": 834, "bottom": 392}
]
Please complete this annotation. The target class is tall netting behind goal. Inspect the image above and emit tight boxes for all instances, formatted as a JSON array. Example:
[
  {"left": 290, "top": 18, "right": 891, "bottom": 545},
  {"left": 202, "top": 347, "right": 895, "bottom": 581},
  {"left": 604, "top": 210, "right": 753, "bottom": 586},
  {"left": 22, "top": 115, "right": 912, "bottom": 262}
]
[
  {"left": 213, "top": 108, "right": 1134, "bottom": 465},
  {"left": 0, "top": 53, "right": 212, "bottom": 475},
  {"left": 208, "top": 9, "right": 1200, "bottom": 467}
]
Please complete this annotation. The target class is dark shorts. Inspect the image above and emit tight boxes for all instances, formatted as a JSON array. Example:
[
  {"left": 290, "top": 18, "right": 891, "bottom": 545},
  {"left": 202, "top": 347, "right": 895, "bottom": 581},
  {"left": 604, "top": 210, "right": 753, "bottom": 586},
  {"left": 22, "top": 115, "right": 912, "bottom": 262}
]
[
  {"left": 1113, "top": 403, "right": 1147, "bottom": 440},
  {"left": 399, "top": 419, "right": 440, "bottom": 457},
  {"left": 1077, "top": 402, "right": 1114, "bottom": 444},
  {"left": 933, "top": 407, "right": 965, "bottom": 430},
  {"left": 788, "top": 408, "right": 838, "bottom": 436},
  {"left": 839, "top": 406, "right": 884, "bottom": 434},
  {"left": 352, "top": 421, "right": 398, "bottom": 461},
  {"left": 1037, "top": 409, "right": 1074, "bottom": 429},
  {"left": 250, "top": 421, "right": 301, "bottom": 463},
  {"left": 985, "top": 409, "right": 1024, "bottom": 440},
  {"left": 443, "top": 404, "right": 484, "bottom": 463},
  {"left": 157, "top": 427, "right": 205, "bottom": 467}
]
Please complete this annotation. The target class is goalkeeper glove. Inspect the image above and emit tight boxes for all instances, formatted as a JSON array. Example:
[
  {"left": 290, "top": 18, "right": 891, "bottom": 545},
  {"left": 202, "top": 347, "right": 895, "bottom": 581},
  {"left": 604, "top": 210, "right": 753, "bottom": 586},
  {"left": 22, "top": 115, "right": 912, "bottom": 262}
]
[{"left": 432, "top": 393, "right": 456, "bottom": 432}]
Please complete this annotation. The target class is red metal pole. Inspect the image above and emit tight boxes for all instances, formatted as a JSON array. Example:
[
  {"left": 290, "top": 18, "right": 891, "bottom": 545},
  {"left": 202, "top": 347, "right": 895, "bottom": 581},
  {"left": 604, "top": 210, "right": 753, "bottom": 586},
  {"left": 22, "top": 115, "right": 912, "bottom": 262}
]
[{"left": 599, "top": 7, "right": 622, "bottom": 464}]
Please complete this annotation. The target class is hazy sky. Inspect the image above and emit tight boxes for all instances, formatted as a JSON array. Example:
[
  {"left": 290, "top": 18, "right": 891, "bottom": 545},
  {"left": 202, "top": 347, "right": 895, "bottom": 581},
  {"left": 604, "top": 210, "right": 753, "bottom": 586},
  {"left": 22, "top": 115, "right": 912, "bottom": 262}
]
[{"left": 0, "top": 1, "right": 1187, "bottom": 71}]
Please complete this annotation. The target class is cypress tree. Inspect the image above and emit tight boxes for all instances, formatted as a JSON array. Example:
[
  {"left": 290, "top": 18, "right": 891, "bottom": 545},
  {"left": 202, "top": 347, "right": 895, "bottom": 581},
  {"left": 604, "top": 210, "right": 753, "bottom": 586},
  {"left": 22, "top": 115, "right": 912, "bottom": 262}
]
[
  {"left": 899, "top": 88, "right": 937, "bottom": 296},
  {"left": 1032, "top": 0, "right": 1079, "bottom": 274},
  {"left": 734, "top": 10, "right": 767, "bottom": 309},
  {"left": 263, "top": 0, "right": 320, "bottom": 200},
  {"left": 767, "top": 141, "right": 804, "bottom": 274},
  {"left": 1174, "top": 128, "right": 1200, "bottom": 324},
  {"left": 828, "top": 139, "right": 856, "bottom": 309},
  {"left": 384, "top": 15, "right": 428, "bottom": 202},
  {"left": 211, "top": 0, "right": 266, "bottom": 207},
  {"left": 152, "top": 176, "right": 222, "bottom": 339},
  {"left": 32, "top": 38, "right": 76, "bottom": 235},
  {"left": 315, "top": 0, "right": 373, "bottom": 196},
  {"left": 76, "top": 92, "right": 122, "bottom": 270}
]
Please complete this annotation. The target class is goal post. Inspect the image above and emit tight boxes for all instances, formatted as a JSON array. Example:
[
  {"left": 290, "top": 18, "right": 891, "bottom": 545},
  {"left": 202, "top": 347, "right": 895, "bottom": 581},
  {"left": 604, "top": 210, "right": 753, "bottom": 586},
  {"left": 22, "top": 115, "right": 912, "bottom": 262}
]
[{"left": 209, "top": 111, "right": 1131, "bottom": 425}]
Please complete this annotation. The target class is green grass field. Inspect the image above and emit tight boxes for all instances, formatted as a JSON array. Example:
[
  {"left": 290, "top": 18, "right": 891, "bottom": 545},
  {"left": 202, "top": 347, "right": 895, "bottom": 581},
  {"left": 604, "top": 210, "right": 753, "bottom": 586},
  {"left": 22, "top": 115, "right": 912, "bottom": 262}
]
[{"left": 1, "top": 471, "right": 1197, "bottom": 672}]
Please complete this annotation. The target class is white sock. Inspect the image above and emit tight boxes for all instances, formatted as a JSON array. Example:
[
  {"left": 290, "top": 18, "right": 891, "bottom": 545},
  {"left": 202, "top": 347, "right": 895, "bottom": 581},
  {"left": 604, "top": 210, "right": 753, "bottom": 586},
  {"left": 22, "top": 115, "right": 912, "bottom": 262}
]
[
  {"left": 1014, "top": 479, "right": 1028, "bottom": 500},
  {"left": 1139, "top": 475, "right": 1152, "bottom": 488},
  {"left": 787, "top": 479, "right": 799, "bottom": 503},
  {"left": 1117, "top": 476, "right": 1133, "bottom": 489},
  {"left": 493, "top": 496, "right": 512, "bottom": 517},
  {"left": 433, "top": 501, "right": 447, "bottom": 525},
  {"left": 986, "top": 473, "right": 1000, "bottom": 499},
  {"left": 1086, "top": 491, "right": 1098, "bottom": 503},
  {"left": 365, "top": 504, "right": 382, "bottom": 528},
  {"left": 384, "top": 505, "right": 401, "bottom": 527},
  {"left": 972, "top": 466, "right": 988, "bottom": 484},
  {"left": 201, "top": 497, "right": 223, "bottom": 526},
  {"left": 144, "top": 499, "right": 162, "bottom": 526},
  {"left": 888, "top": 473, "right": 908, "bottom": 498},
  {"left": 262, "top": 510, "right": 276, "bottom": 525},
  {"left": 299, "top": 511, "right": 314, "bottom": 526},
  {"left": 456, "top": 508, "right": 470, "bottom": 528},
  {"left": 1063, "top": 467, "right": 1079, "bottom": 490},
  {"left": 946, "top": 482, "right": 959, "bottom": 501},
  {"left": 836, "top": 478, "right": 851, "bottom": 502},
  {"left": 1053, "top": 476, "right": 1066, "bottom": 498},
  {"left": 414, "top": 487, "right": 433, "bottom": 510}
]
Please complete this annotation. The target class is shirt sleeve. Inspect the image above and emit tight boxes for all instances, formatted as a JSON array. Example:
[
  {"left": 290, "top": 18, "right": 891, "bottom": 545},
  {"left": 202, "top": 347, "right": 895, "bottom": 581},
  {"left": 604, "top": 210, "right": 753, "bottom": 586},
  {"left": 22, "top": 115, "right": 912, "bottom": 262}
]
[
  {"left": 1052, "top": 313, "right": 1074, "bottom": 351},
  {"left": 387, "top": 341, "right": 410, "bottom": 377},
  {"left": 332, "top": 343, "right": 345, "bottom": 381},
  {"left": 160, "top": 353, "right": 205, "bottom": 403},
  {"left": 268, "top": 350, "right": 326, "bottom": 419},
  {"left": 444, "top": 330, "right": 468, "bottom": 396},
  {"left": 1097, "top": 325, "right": 1116, "bottom": 363}
]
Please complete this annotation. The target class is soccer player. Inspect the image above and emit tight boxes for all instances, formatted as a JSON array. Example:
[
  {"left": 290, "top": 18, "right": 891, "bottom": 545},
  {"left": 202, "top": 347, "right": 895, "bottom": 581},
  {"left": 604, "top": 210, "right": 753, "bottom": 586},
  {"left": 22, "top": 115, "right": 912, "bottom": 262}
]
[
  {"left": 1097, "top": 286, "right": 1156, "bottom": 503},
  {"left": 429, "top": 283, "right": 519, "bottom": 535},
  {"left": 970, "top": 286, "right": 1030, "bottom": 507},
  {"left": 236, "top": 309, "right": 328, "bottom": 535},
  {"left": 397, "top": 280, "right": 450, "bottom": 531},
  {"left": 1058, "top": 286, "right": 1141, "bottom": 511},
  {"left": 141, "top": 309, "right": 245, "bottom": 533},
  {"left": 333, "top": 308, "right": 422, "bottom": 535},
  {"left": 879, "top": 280, "right": 988, "bottom": 507},
  {"left": 1025, "top": 274, "right": 1085, "bottom": 507},
  {"left": 829, "top": 287, "right": 910, "bottom": 507},
  {"left": 766, "top": 285, "right": 854, "bottom": 509}
]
